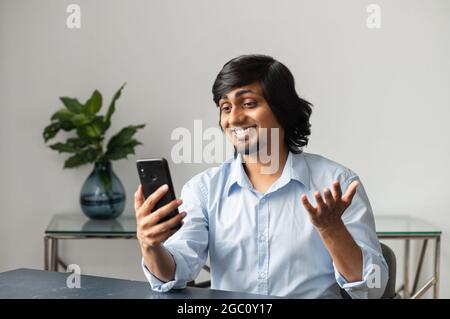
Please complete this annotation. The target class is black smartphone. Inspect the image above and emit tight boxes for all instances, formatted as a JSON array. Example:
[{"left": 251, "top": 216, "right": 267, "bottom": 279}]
[{"left": 136, "top": 158, "right": 181, "bottom": 228}]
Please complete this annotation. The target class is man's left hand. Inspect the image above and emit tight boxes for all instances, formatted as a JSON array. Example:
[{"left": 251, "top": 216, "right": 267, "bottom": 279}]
[{"left": 301, "top": 180, "right": 359, "bottom": 233}]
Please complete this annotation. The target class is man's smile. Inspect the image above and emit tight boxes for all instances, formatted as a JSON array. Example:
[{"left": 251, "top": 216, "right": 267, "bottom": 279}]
[{"left": 230, "top": 125, "right": 257, "bottom": 140}]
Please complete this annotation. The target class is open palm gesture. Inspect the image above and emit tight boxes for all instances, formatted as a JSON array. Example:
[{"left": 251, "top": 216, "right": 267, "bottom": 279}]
[{"left": 301, "top": 180, "right": 359, "bottom": 233}]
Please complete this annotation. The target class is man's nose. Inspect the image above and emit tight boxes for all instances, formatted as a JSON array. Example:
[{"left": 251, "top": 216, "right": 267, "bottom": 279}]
[{"left": 228, "top": 104, "right": 245, "bottom": 126}]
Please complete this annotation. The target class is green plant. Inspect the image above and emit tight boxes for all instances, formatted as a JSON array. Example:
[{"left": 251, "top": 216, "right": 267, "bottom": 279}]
[{"left": 43, "top": 83, "right": 145, "bottom": 168}]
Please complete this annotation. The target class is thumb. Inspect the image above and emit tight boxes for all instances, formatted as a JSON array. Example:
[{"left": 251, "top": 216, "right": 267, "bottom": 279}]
[{"left": 134, "top": 185, "right": 145, "bottom": 212}]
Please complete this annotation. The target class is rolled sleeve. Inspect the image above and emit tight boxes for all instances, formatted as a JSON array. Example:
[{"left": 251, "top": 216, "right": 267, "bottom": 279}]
[
  {"left": 141, "top": 177, "right": 209, "bottom": 293},
  {"left": 333, "top": 173, "right": 389, "bottom": 299},
  {"left": 141, "top": 246, "right": 191, "bottom": 292},
  {"left": 334, "top": 242, "right": 389, "bottom": 299}
]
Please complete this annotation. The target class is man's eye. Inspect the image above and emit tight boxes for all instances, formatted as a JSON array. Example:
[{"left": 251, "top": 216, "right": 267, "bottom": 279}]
[
  {"left": 221, "top": 105, "right": 231, "bottom": 113},
  {"left": 243, "top": 101, "right": 257, "bottom": 108}
]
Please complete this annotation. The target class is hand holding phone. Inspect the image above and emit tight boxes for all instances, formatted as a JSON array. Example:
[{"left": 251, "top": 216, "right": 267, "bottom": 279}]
[
  {"left": 137, "top": 158, "right": 181, "bottom": 222},
  {"left": 135, "top": 158, "right": 186, "bottom": 250}
]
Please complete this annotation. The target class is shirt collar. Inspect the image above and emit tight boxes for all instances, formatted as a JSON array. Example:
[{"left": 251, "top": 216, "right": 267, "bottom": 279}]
[
  {"left": 225, "top": 150, "right": 311, "bottom": 196},
  {"left": 225, "top": 153, "right": 251, "bottom": 196},
  {"left": 289, "top": 151, "right": 311, "bottom": 189}
]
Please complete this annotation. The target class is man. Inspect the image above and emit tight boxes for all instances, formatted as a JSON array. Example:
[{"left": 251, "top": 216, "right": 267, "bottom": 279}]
[{"left": 135, "top": 54, "right": 388, "bottom": 298}]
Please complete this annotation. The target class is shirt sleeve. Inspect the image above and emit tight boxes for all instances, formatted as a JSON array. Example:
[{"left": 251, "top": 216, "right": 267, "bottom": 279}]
[
  {"left": 141, "top": 178, "right": 209, "bottom": 293},
  {"left": 333, "top": 173, "right": 389, "bottom": 299}
]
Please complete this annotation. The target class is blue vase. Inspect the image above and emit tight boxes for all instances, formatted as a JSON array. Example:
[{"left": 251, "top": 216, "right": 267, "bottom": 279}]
[{"left": 80, "top": 161, "right": 126, "bottom": 219}]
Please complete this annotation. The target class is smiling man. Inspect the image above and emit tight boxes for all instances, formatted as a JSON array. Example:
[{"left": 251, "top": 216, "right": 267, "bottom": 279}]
[{"left": 135, "top": 54, "right": 388, "bottom": 298}]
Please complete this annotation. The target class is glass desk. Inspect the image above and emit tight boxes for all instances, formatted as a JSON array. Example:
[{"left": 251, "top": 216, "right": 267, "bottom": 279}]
[
  {"left": 375, "top": 215, "right": 441, "bottom": 299},
  {"left": 44, "top": 214, "right": 441, "bottom": 298},
  {"left": 44, "top": 214, "right": 137, "bottom": 272},
  {"left": 43, "top": 213, "right": 205, "bottom": 287}
]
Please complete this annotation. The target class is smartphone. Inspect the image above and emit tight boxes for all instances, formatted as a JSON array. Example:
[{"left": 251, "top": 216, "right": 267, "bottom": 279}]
[{"left": 136, "top": 158, "right": 181, "bottom": 228}]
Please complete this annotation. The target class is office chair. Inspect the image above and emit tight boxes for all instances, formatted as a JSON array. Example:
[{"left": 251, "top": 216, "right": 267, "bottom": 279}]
[{"left": 189, "top": 242, "right": 398, "bottom": 299}]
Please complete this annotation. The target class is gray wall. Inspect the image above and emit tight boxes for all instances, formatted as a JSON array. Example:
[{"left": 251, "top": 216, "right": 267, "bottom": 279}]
[{"left": 1, "top": 0, "right": 449, "bottom": 298}]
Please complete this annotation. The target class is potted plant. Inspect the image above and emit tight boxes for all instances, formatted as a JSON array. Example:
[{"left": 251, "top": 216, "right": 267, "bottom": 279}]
[{"left": 43, "top": 83, "right": 145, "bottom": 219}]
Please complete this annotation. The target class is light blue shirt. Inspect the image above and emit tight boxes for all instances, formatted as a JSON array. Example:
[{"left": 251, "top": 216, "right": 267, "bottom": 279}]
[{"left": 142, "top": 151, "right": 388, "bottom": 298}]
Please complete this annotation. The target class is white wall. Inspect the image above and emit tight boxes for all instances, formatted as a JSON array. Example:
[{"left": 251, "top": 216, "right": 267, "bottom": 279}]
[{"left": 1, "top": 0, "right": 449, "bottom": 297}]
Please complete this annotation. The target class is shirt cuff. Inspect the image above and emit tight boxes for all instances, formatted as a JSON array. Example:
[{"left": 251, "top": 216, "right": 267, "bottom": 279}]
[
  {"left": 141, "top": 246, "right": 191, "bottom": 293},
  {"left": 334, "top": 243, "right": 388, "bottom": 299}
]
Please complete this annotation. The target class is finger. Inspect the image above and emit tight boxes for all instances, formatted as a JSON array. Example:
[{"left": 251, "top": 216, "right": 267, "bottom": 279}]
[
  {"left": 138, "top": 184, "right": 169, "bottom": 218},
  {"left": 134, "top": 185, "right": 145, "bottom": 213},
  {"left": 149, "top": 198, "right": 183, "bottom": 225},
  {"left": 342, "top": 180, "right": 359, "bottom": 206},
  {"left": 138, "top": 200, "right": 181, "bottom": 230},
  {"left": 152, "top": 211, "right": 187, "bottom": 236},
  {"left": 332, "top": 180, "right": 342, "bottom": 201},
  {"left": 154, "top": 227, "right": 179, "bottom": 244},
  {"left": 323, "top": 187, "right": 335, "bottom": 207},
  {"left": 301, "top": 194, "right": 317, "bottom": 215},
  {"left": 314, "top": 191, "right": 327, "bottom": 211}
]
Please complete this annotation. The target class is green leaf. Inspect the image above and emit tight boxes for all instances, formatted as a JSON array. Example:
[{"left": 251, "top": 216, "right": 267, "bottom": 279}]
[
  {"left": 46, "top": 84, "right": 145, "bottom": 167},
  {"left": 103, "top": 140, "right": 142, "bottom": 161},
  {"left": 104, "top": 83, "right": 126, "bottom": 130},
  {"left": 44, "top": 120, "right": 75, "bottom": 142},
  {"left": 43, "top": 122, "right": 62, "bottom": 142},
  {"left": 83, "top": 90, "right": 102, "bottom": 115},
  {"left": 60, "top": 121, "right": 76, "bottom": 131},
  {"left": 106, "top": 124, "right": 145, "bottom": 150},
  {"left": 64, "top": 148, "right": 99, "bottom": 168},
  {"left": 71, "top": 113, "right": 93, "bottom": 126},
  {"left": 51, "top": 108, "right": 75, "bottom": 122},
  {"left": 49, "top": 142, "right": 78, "bottom": 153},
  {"left": 59, "top": 97, "right": 83, "bottom": 113},
  {"left": 92, "top": 115, "right": 108, "bottom": 134},
  {"left": 77, "top": 123, "right": 103, "bottom": 138},
  {"left": 103, "top": 124, "right": 145, "bottom": 161},
  {"left": 66, "top": 137, "right": 102, "bottom": 149}
]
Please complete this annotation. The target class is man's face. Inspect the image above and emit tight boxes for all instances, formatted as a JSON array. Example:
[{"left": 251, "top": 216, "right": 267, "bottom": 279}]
[{"left": 218, "top": 82, "right": 285, "bottom": 156}]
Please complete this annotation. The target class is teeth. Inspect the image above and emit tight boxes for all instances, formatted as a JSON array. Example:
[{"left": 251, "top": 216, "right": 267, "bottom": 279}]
[{"left": 234, "top": 126, "right": 254, "bottom": 135}]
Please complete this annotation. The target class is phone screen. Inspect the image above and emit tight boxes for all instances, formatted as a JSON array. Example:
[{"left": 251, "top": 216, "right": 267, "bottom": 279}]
[{"left": 136, "top": 158, "right": 180, "bottom": 226}]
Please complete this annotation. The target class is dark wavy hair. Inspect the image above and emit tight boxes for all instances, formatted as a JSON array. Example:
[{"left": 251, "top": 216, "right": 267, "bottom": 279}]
[{"left": 212, "top": 54, "right": 313, "bottom": 154}]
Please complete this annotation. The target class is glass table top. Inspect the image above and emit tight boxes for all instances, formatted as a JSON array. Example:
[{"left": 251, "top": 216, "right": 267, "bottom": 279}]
[
  {"left": 374, "top": 215, "right": 441, "bottom": 236},
  {"left": 45, "top": 214, "right": 441, "bottom": 237},
  {"left": 45, "top": 214, "right": 137, "bottom": 236}
]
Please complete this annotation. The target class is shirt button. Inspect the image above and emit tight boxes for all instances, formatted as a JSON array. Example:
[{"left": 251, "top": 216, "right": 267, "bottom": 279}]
[
  {"left": 258, "top": 272, "right": 266, "bottom": 280},
  {"left": 259, "top": 234, "right": 266, "bottom": 242}
]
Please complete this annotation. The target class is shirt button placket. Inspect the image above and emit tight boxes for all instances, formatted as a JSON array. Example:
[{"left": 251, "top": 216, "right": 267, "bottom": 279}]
[{"left": 257, "top": 197, "right": 269, "bottom": 295}]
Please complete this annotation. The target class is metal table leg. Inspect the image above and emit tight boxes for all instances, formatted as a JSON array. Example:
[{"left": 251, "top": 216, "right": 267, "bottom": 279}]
[
  {"left": 434, "top": 236, "right": 441, "bottom": 299},
  {"left": 50, "top": 238, "right": 58, "bottom": 271},
  {"left": 380, "top": 234, "right": 441, "bottom": 299},
  {"left": 44, "top": 236, "right": 49, "bottom": 271},
  {"left": 404, "top": 239, "right": 410, "bottom": 299},
  {"left": 411, "top": 239, "right": 428, "bottom": 295}
]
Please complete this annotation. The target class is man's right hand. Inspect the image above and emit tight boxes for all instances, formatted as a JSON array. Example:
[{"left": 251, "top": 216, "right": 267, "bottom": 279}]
[{"left": 135, "top": 184, "right": 187, "bottom": 253}]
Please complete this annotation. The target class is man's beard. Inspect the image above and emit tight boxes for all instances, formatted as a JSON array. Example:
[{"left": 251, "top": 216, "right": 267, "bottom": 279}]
[
  {"left": 231, "top": 128, "right": 281, "bottom": 174},
  {"left": 234, "top": 135, "right": 272, "bottom": 164},
  {"left": 233, "top": 127, "right": 262, "bottom": 157},
  {"left": 234, "top": 137, "right": 261, "bottom": 156}
]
